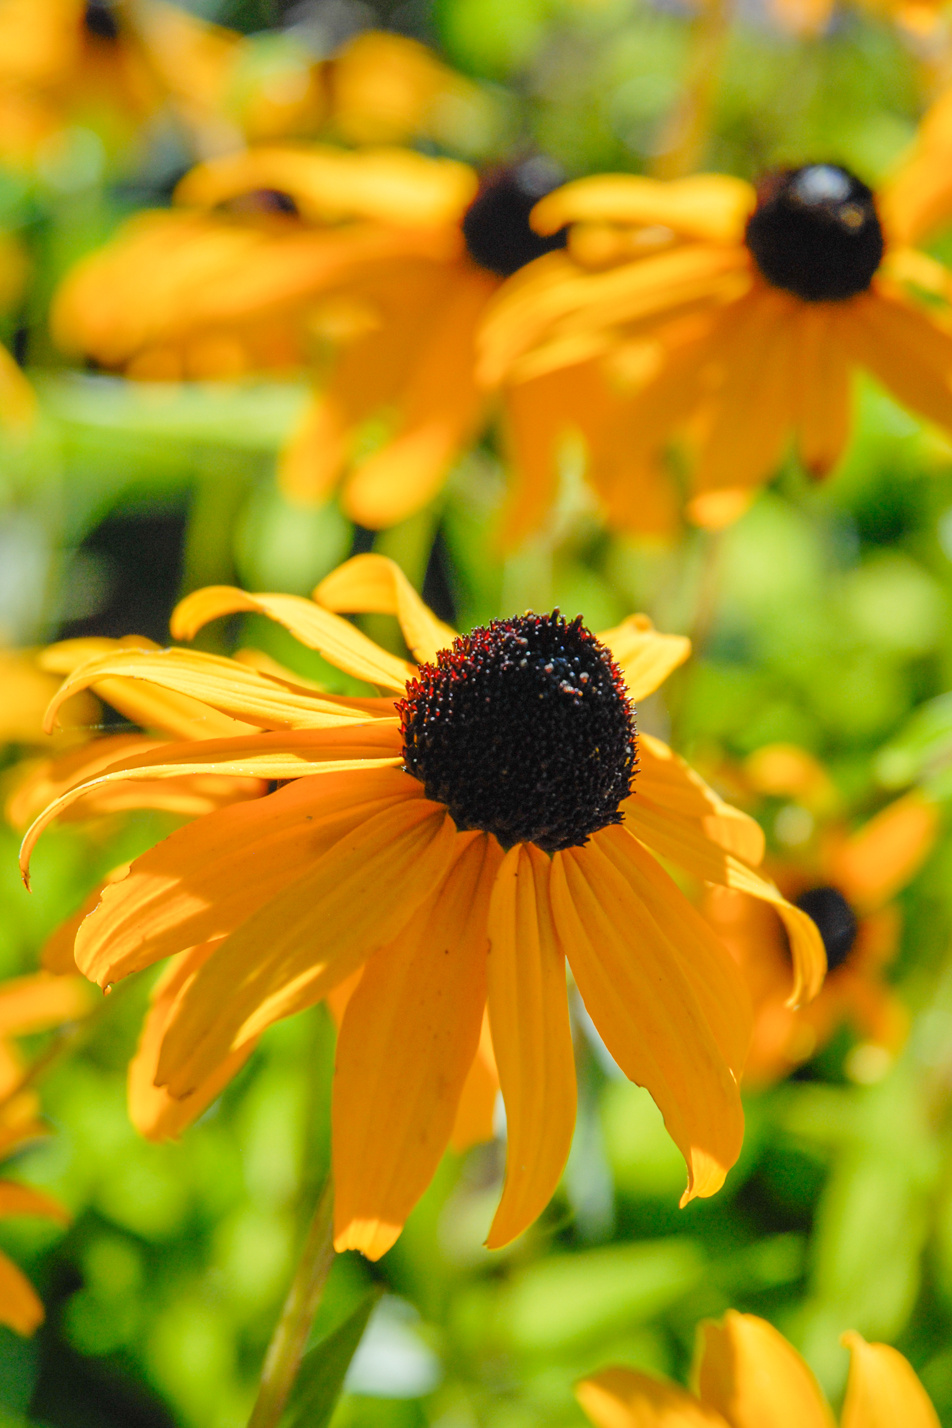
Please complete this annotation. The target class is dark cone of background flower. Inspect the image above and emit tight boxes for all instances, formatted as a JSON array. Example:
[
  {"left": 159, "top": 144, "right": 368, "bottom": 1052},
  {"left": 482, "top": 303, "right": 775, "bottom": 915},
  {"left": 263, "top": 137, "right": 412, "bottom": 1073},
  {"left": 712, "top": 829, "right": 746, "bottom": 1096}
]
[
  {"left": 794, "top": 884, "right": 858, "bottom": 971},
  {"left": 745, "top": 164, "right": 884, "bottom": 302},
  {"left": 462, "top": 159, "right": 568, "bottom": 278}
]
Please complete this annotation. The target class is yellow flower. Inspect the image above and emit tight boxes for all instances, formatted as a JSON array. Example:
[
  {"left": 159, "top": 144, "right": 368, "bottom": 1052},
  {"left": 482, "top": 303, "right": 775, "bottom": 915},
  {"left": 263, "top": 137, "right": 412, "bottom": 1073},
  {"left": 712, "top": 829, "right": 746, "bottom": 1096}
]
[
  {"left": 705, "top": 745, "right": 939, "bottom": 1084},
  {"left": 22, "top": 555, "right": 823, "bottom": 1259},
  {"left": 577, "top": 1309, "right": 940, "bottom": 1428},
  {"left": 0, "top": 971, "right": 90, "bottom": 1335},
  {"left": 479, "top": 164, "right": 952, "bottom": 532},
  {"left": 52, "top": 144, "right": 568, "bottom": 530}
]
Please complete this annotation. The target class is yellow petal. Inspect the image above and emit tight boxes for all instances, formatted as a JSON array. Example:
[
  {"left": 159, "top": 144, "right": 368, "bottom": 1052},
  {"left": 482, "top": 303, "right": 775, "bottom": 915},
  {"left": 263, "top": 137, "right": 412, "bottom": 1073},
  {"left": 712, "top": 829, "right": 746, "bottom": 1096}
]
[
  {"left": 171, "top": 587, "right": 413, "bottom": 691},
  {"left": 155, "top": 796, "right": 458, "bottom": 1097},
  {"left": 635, "top": 734, "right": 765, "bottom": 866},
  {"left": 531, "top": 174, "right": 755, "bottom": 244},
  {"left": 792, "top": 304, "right": 852, "bottom": 477},
  {"left": 551, "top": 828, "right": 747, "bottom": 1204},
  {"left": 0, "top": 1180, "right": 70, "bottom": 1225},
  {"left": 622, "top": 794, "right": 825, "bottom": 1005},
  {"left": 315, "top": 553, "right": 455, "bottom": 664},
  {"left": 73, "top": 765, "right": 416, "bottom": 987},
  {"left": 0, "top": 972, "right": 90, "bottom": 1037},
  {"left": 175, "top": 145, "right": 477, "bottom": 229},
  {"left": 840, "top": 1332, "right": 940, "bottom": 1428},
  {"left": 449, "top": 1009, "right": 498, "bottom": 1153},
  {"left": 128, "top": 941, "right": 256, "bottom": 1142},
  {"left": 485, "top": 843, "right": 576, "bottom": 1249},
  {"left": 0, "top": 342, "right": 35, "bottom": 430},
  {"left": 20, "top": 724, "right": 402, "bottom": 882},
  {"left": 694, "top": 1312, "right": 834, "bottom": 1428},
  {"left": 0, "top": 1247, "right": 44, "bottom": 1335},
  {"left": 577, "top": 1366, "right": 727, "bottom": 1428},
  {"left": 598, "top": 617, "right": 691, "bottom": 701},
  {"left": 827, "top": 792, "right": 939, "bottom": 913},
  {"left": 332, "top": 833, "right": 496, "bottom": 1259},
  {"left": 840, "top": 287, "right": 952, "bottom": 435}
]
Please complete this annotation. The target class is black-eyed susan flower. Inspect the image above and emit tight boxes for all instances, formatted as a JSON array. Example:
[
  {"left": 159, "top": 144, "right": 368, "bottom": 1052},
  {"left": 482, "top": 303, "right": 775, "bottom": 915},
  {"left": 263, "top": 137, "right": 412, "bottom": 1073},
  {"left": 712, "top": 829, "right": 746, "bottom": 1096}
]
[
  {"left": 479, "top": 163, "right": 952, "bottom": 532},
  {"left": 704, "top": 744, "right": 939, "bottom": 1084},
  {"left": 21, "top": 555, "right": 823, "bottom": 1258},
  {"left": 577, "top": 1309, "right": 940, "bottom": 1428},
  {"left": 51, "top": 144, "right": 567, "bottom": 530},
  {"left": 0, "top": 970, "right": 89, "bottom": 1334}
]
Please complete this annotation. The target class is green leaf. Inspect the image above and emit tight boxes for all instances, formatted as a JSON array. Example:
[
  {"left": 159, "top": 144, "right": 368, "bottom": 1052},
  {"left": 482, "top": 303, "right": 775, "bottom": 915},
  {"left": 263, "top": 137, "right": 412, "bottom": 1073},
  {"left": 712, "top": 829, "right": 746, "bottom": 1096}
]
[{"left": 281, "top": 1287, "right": 382, "bottom": 1428}]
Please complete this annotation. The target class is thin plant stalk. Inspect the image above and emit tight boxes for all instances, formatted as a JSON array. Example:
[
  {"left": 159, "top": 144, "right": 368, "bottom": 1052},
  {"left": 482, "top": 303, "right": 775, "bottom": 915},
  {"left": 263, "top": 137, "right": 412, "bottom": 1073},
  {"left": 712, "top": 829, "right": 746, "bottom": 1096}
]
[
  {"left": 247, "top": 1176, "right": 336, "bottom": 1428},
  {"left": 652, "top": 0, "right": 733, "bottom": 179}
]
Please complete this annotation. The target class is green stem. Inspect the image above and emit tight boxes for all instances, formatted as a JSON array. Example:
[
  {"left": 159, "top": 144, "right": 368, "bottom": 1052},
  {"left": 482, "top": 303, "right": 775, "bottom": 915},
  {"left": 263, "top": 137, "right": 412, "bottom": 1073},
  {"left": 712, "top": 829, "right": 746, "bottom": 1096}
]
[{"left": 247, "top": 1176, "right": 336, "bottom": 1428}]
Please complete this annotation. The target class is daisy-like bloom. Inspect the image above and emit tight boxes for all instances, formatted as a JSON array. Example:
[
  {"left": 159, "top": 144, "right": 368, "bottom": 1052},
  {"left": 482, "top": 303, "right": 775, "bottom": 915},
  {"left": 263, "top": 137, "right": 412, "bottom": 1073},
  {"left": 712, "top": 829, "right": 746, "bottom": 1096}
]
[
  {"left": 479, "top": 163, "right": 952, "bottom": 532},
  {"left": 577, "top": 1309, "right": 940, "bottom": 1428},
  {"left": 0, "top": 970, "right": 90, "bottom": 1335},
  {"left": 51, "top": 143, "right": 568, "bottom": 530},
  {"left": 20, "top": 555, "right": 823, "bottom": 1258},
  {"left": 704, "top": 744, "right": 939, "bottom": 1084}
]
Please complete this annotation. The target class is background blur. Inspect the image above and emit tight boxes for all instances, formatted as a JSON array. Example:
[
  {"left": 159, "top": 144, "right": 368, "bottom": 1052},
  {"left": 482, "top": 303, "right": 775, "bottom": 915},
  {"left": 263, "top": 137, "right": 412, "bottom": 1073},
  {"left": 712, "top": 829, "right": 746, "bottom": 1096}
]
[{"left": 3, "top": 0, "right": 952, "bottom": 1425}]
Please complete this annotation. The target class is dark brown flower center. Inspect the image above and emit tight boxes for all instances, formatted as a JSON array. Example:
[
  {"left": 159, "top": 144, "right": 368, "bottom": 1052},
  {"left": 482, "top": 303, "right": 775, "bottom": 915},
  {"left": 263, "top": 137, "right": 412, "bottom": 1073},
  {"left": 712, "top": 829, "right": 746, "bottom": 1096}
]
[
  {"left": 745, "top": 165, "right": 884, "bottom": 302},
  {"left": 462, "top": 159, "right": 568, "bottom": 278},
  {"left": 398, "top": 611, "right": 636, "bottom": 852},
  {"left": 793, "top": 884, "right": 858, "bottom": 972},
  {"left": 84, "top": 0, "right": 120, "bottom": 40}
]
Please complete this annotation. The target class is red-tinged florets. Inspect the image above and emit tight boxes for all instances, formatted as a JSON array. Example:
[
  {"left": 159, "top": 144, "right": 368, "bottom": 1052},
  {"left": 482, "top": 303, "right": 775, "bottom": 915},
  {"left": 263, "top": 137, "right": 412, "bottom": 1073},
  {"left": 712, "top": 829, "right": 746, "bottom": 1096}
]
[{"left": 398, "top": 611, "right": 636, "bottom": 852}]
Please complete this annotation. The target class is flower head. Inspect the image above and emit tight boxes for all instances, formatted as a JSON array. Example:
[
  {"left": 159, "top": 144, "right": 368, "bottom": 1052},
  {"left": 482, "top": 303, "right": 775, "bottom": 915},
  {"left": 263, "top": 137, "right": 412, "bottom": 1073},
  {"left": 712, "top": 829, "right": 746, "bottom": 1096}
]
[
  {"left": 22, "top": 555, "right": 823, "bottom": 1258},
  {"left": 704, "top": 744, "right": 939, "bottom": 1083},
  {"left": 52, "top": 139, "right": 564, "bottom": 530},
  {"left": 577, "top": 1310, "right": 940, "bottom": 1428},
  {"left": 479, "top": 160, "right": 952, "bottom": 532}
]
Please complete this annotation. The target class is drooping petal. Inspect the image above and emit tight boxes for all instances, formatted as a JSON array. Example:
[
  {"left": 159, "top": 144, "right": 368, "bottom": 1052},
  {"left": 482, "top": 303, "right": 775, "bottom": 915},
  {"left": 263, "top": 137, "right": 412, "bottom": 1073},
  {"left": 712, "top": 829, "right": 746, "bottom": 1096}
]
[
  {"left": 0, "top": 1248, "right": 45, "bottom": 1335},
  {"left": 531, "top": 173, "right": 755, "bottom": 243},
  {"left": 622, "top": 794, "right": 825, "bottom": 1005},
  {"left": 19, "top": 723, "right": 403, "bottom": 882},
  {"left": 156, "top": 798, "right": 459, "bottom": 1098},
  {"left": 449, "top": 1009, "right": 499, "bottom": 1153},
  {"left": 128, "top": 942, "right": 257, "bottom": 1142},
  {"left": 43, "top": 646, "right": 387, "bottom": 734},
  {"left": 792, "top": 303, "right": 852, "bottom": 477},
  {"left": 0, "top": 1181, "right": 70, "bottom": 1225},
  {"left": 333, "top": 833, "right": 496, "bottom": 1259},
  {"left": 73, "top": 765, "right": 416, "bottom": 987},
  {"left": 314, "top": 553, "right": 455, "bottom": 664},
  {"left": 634, "top": 734, "right": 765, "bottom": 865},
  {"left": 694, "top": 1312, "right": 833, "bottom": 1428},
  {"left": 551, "top": 829, "right": 746, "bottom": 1204},
  {"left": 171, "top": 587, "right": 413, "bottom": 690},
  {"left": 840, "top": 287, "right": 952, "bottom": 435},
  {"left": 598, "top": 619, "right": 691, "bottom": 701},
  {"left": 341, "top": 265, "right": 496, "bottom": 529},
  {"left": 485, "top": 843, "right": 576, "bottom": 1249},
  {"left": 577, "top": 1366, "right": 728, "bottom": 1428},
  {"left": 840, "top": 1332, "right": 940, "bottom": 1428},
  {"left": 826, "top": 792, "right": 939, "bottom": 912}
]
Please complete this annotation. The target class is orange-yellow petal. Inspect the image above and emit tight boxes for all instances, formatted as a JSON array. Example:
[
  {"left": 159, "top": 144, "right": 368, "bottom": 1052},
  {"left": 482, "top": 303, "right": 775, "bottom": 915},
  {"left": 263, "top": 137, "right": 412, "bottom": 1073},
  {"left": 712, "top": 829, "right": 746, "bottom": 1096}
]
[
  {"left": 635, "top": 734, "right": 765, "bottom": 865},
  {"left": 128, "top": 941, "right": 256, "bottom": 1142},
  {"left": 551, "top": 827, "right": 747, "bottom": 1204},
  {"left": 155, "top": 795, "right": 458, "bottom": 1097},
  {"left": 171, "top": 587, "right": 413, "bottom": 690},
  {"left": 840, "top": 1332, "right": 940, "bottom": 1428},
  {"left": 577, "top": 1366, "right": 727, "bottom": 1428},
  {"left": 0, "top": 1246, "right": 45, "bottom": 1336},
  {"left": 531, "top": 174, "right": 755, "bottom": 244},
  {"left": 0, "top": 971, "right": 90, "bottom": 1036},
  {"left": 598, "top": 619, "right": 691, "bottom": 702},
  {"left": 826, "top": 792, "right": 939, "bottom": 913},
  {"left": 73, "top": 764, "right": 415, "bottom": 987},
  {"left": 694, "top": 1312, "right": 833, "bottom": 1428},
  {"left": 0, "top": 1180, "right": 70, "bottom": 1224},
  {"left": 314, "top": 552, "right": 455, "bottom": 664},
  {"left": 332, "top": 833, "right": 495, "bottom": 1259},
  {"left": 840, "top": 287, "right": 952, "bottom": 435},
  {"left": 449, "top": 1009, "right": 498, "bottom": 1153},
  {"left": 792, "top": 303, "right": 852, "bottom": 477},
  {"left": 485, "top": 843, "right": 576, "bottom": 1248}
]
